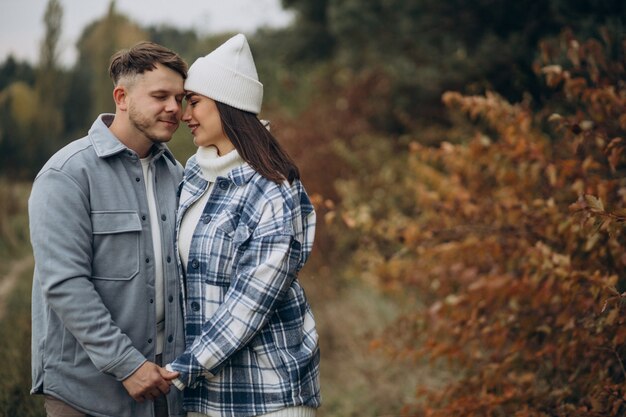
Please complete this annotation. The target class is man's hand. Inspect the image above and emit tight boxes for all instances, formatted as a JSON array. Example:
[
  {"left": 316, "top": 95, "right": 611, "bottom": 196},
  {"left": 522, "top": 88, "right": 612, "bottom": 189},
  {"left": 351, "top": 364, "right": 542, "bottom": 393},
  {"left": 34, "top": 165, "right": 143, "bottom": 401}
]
[{"left": 122, "top": 361, "right": 180, "bottom": 402}]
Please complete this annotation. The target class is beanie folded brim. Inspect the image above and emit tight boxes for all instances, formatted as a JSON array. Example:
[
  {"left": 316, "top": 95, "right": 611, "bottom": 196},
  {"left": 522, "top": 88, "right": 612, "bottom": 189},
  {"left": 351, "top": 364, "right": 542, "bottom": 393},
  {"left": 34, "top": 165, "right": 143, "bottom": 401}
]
[{"left": 185, "top": 59, "right": 263, "bottom": 114}]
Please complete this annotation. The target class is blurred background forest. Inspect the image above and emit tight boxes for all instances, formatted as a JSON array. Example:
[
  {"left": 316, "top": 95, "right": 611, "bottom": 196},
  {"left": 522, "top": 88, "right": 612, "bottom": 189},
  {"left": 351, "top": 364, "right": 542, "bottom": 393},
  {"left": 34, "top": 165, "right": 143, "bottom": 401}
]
[{"left": 1, "top": 0, "right": 626, "bottom": 416}]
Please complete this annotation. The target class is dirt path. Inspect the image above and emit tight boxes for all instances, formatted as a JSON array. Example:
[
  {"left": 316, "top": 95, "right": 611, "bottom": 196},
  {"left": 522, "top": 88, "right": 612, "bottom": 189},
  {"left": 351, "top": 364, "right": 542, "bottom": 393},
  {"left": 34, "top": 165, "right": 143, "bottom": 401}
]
[{"left": 0, "top": 254, "right": 33, "bottom": 320}]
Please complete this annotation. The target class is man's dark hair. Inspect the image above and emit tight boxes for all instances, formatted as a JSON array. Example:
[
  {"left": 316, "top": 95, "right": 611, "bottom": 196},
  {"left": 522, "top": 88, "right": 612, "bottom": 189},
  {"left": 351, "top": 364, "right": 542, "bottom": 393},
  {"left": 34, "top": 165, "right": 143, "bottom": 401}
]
[{"left": 108, "top": 41, "right": 188, "bottom": 85}]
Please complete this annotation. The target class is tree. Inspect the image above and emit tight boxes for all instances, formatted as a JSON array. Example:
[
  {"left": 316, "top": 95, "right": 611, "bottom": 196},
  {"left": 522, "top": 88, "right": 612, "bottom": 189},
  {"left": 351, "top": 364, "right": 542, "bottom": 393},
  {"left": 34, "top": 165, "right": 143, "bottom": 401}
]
[
  {"left": 74, "top": 0, "right": 148, "bottom": 122},
  {"left": 146, "top": 25, "right": 198, "bottom": 64},
  {"left": 0, "top": 56, "right": 35, "bottom": 91},
  {"left": 280, "top": 0, "right": 626, "bottom": 133},
  {"left": 39, "top": 0, "right": 63, "bottom": 75},
  {"left": 36, "top": 0, "right": 65, "bottom": 163},
  {"left": 0, "top": 82, "right": 40, "bottom": 178},
  {"left": 280, "top": 0, "right": 335, "bottom": 62}
]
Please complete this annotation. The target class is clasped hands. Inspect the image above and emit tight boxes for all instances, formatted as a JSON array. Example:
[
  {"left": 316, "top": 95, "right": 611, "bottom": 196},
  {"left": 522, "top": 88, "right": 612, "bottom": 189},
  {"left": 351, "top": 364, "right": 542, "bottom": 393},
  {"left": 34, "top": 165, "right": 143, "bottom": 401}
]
[{"left": 122, "top": 361, "right": 179, "bottom": 402}]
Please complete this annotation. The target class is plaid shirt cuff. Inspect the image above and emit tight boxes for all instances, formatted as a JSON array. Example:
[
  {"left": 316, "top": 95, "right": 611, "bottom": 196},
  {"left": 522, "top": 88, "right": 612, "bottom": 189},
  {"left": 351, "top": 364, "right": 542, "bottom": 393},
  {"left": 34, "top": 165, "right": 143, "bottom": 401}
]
[
  {"left": 169, "top": 351, "right": 214, "bottom": 388},
  {"left": 165, "top": 364, "right": 186, "bottom": 391}
]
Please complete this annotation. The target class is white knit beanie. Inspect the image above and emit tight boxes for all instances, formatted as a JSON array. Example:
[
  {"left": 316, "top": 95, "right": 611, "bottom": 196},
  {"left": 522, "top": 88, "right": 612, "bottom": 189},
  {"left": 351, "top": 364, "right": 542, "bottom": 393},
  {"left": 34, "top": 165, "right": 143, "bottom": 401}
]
[{"left": 184, "top": 34, "right": 263, "bottom": 114}]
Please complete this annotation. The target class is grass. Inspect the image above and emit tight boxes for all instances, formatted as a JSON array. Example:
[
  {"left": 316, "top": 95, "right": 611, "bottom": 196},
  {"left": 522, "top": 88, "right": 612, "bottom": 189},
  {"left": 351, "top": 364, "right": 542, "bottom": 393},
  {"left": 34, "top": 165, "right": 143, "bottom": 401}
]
[
  {"left": 300, "top": 263, "right": 447, "bottom": 417},
  {"left": 0, "top": 264, "right": 44, "bottom": 417},
  {"left": 0, "top": 180, "right": 43, "bottom": 416},
  {"left": 0, "top": 180, "right": 31, "bottom": 270}
]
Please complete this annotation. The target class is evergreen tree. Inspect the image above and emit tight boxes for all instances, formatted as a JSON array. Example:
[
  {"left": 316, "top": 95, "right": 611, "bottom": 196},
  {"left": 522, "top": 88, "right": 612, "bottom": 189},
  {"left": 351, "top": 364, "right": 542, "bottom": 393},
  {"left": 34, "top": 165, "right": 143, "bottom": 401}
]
[
  {"left": 0, "top": 56, "right": 35, "bottom": 91},
  {"left": 279, "top": 0, "right": 625, "bottom": 132},
  {"left": 36, "top": 0, "right": 65, "bottom": 166}
]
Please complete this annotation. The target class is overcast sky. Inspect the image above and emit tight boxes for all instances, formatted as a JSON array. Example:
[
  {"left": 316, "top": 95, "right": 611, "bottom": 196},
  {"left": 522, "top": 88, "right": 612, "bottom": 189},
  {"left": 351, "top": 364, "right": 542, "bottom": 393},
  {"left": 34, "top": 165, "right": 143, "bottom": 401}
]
[{"left": 0, "top": 0, "right": 294, "bottom": 66}]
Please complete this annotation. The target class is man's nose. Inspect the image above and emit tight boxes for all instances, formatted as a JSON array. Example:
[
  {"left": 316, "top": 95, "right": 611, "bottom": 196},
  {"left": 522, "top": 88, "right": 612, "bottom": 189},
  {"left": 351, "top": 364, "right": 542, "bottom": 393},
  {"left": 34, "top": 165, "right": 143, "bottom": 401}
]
[{"left": 165, "top": 97, "right": 181, "bottom": 113}]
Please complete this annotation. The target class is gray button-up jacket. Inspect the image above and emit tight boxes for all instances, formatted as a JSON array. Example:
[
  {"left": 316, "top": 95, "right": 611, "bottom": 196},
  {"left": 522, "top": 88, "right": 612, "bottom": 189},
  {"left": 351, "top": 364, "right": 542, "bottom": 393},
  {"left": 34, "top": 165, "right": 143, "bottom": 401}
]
[{"left": 29, "top": 114, "right": 185, "bottom": 417}]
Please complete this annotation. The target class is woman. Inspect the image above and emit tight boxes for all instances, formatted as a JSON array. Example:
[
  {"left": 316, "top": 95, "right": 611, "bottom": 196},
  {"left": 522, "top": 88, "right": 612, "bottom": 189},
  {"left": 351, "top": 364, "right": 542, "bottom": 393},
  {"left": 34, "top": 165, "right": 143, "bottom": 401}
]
[{"left": 166, "top": 34, "right": 320, "bottom": 417}]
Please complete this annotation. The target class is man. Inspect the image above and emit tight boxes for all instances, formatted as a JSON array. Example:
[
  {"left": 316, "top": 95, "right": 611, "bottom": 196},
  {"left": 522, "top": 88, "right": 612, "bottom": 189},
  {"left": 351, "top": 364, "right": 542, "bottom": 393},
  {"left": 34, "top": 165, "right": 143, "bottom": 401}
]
[{"left": 29, "top": 42, "right": 187, "bottom": 417}]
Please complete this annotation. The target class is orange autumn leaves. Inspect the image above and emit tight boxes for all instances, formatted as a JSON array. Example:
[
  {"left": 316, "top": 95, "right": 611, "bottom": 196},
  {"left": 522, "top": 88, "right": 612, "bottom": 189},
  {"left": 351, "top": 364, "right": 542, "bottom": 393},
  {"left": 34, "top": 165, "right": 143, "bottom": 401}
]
[{"left": 326, "top": 31, "right": 626, "bottom": 416}]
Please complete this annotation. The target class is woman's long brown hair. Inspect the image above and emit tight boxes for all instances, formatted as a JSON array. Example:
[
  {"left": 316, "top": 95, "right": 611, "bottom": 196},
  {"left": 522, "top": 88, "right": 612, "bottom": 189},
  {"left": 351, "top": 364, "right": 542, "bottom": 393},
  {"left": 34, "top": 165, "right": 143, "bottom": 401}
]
[{"left": 216, "top": 101, "right": 300, "bottom": 184}]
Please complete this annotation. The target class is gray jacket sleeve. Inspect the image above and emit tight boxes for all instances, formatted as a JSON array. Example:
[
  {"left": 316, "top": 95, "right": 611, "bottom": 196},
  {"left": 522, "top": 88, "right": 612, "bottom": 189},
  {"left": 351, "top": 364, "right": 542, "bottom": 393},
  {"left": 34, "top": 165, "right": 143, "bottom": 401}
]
[{"left": 29, "top": 168, "right": 146, "bottom": 380}]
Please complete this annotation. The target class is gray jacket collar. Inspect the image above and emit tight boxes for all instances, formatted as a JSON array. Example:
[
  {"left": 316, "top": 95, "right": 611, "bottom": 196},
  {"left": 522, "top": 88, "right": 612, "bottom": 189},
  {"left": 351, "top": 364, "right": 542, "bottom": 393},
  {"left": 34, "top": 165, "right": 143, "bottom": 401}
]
[{"left": 88, "top": 113, "right": 177, "bottom": 164}]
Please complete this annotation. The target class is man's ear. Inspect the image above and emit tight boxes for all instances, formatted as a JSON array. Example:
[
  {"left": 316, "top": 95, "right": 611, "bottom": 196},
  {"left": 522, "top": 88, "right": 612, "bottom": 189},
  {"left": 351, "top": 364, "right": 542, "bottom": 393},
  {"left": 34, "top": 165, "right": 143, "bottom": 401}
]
[{"left": 112, "top": 85, "right": 128, "bottom": 110}]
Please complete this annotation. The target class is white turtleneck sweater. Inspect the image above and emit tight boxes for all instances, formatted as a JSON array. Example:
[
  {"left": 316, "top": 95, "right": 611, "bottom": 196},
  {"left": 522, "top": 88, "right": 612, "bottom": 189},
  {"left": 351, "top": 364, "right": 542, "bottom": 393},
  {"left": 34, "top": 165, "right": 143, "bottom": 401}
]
[{"left": 178, "top": 146, "right": 244, "bottom": 272}]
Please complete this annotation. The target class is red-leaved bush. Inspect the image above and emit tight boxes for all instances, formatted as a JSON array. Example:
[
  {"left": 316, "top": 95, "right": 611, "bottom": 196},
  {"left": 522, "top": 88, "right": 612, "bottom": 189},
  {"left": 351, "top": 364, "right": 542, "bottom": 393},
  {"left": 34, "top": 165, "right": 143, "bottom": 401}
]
[{"left": 323, "top": 30, "right": 626, "bottom": 416}]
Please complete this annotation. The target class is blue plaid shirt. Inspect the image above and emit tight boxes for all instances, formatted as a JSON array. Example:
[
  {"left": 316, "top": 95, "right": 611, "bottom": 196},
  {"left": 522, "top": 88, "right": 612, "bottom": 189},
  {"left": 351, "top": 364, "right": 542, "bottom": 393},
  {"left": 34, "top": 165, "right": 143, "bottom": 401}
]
[{"left": 169, "top": 156, "right": 321, "bottom": 417}]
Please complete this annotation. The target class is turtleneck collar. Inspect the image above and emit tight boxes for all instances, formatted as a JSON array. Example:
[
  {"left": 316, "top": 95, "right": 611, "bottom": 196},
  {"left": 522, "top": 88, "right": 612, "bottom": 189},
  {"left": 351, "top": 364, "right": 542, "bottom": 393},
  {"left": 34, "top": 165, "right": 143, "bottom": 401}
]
[{"left": 195, "top": 146, "right": 244, "bottom": 182}]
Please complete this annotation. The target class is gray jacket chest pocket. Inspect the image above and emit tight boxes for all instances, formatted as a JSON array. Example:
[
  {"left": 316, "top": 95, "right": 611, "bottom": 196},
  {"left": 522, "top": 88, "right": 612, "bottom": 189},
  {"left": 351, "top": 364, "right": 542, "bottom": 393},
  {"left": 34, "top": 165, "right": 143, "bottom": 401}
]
[{"left": 91, "top": 211, "right": 141, "bottom": 280}]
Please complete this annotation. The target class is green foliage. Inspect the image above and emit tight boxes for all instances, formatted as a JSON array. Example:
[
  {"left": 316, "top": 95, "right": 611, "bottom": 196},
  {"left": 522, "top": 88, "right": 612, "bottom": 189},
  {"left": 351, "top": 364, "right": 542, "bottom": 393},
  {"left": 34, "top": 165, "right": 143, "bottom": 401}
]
[
  {"left": 0, "top": 181, "right": 30, "bottom": 258},
  {"left": 0, "top": 56, "right": 35, "bottom": 91},
  {"left": 146, "top": 25, "right": 199, "bottom": 64},
  {"left": 39, "top": 0, "right": 62, "bottom": 71},
  {"left": 0, "top": 183, "right": 37, "bottom": 414},
  {"left": 251, "top": 30, "right": 328, "bottom": 115},
  {"left": 280, "top": 0, "right": 334, "bottom": 62},
  {"left": 75, "top": 2, "right": 148, "bottom": 120},
  {"left": 280, "top": 0, "right": 626, "bottom": 133},
  {"left": 0, "top": 82, "right": 52, "bottom": 178},
  {"left": 0, "top": 265, "right": 43, "bottom": 417},
  {"left": 0, "top": 0, "right": 66, "bottom": 179},
  {"left": 35, "top": 0, "right": 65, "bottom": 152}
]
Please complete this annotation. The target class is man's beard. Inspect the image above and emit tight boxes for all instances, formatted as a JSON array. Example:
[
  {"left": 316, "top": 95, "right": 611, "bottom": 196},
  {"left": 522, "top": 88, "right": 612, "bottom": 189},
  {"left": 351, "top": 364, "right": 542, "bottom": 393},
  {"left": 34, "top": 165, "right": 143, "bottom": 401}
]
[{"left": 128, "top": 103, "right": 176, "bottom": 143}]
